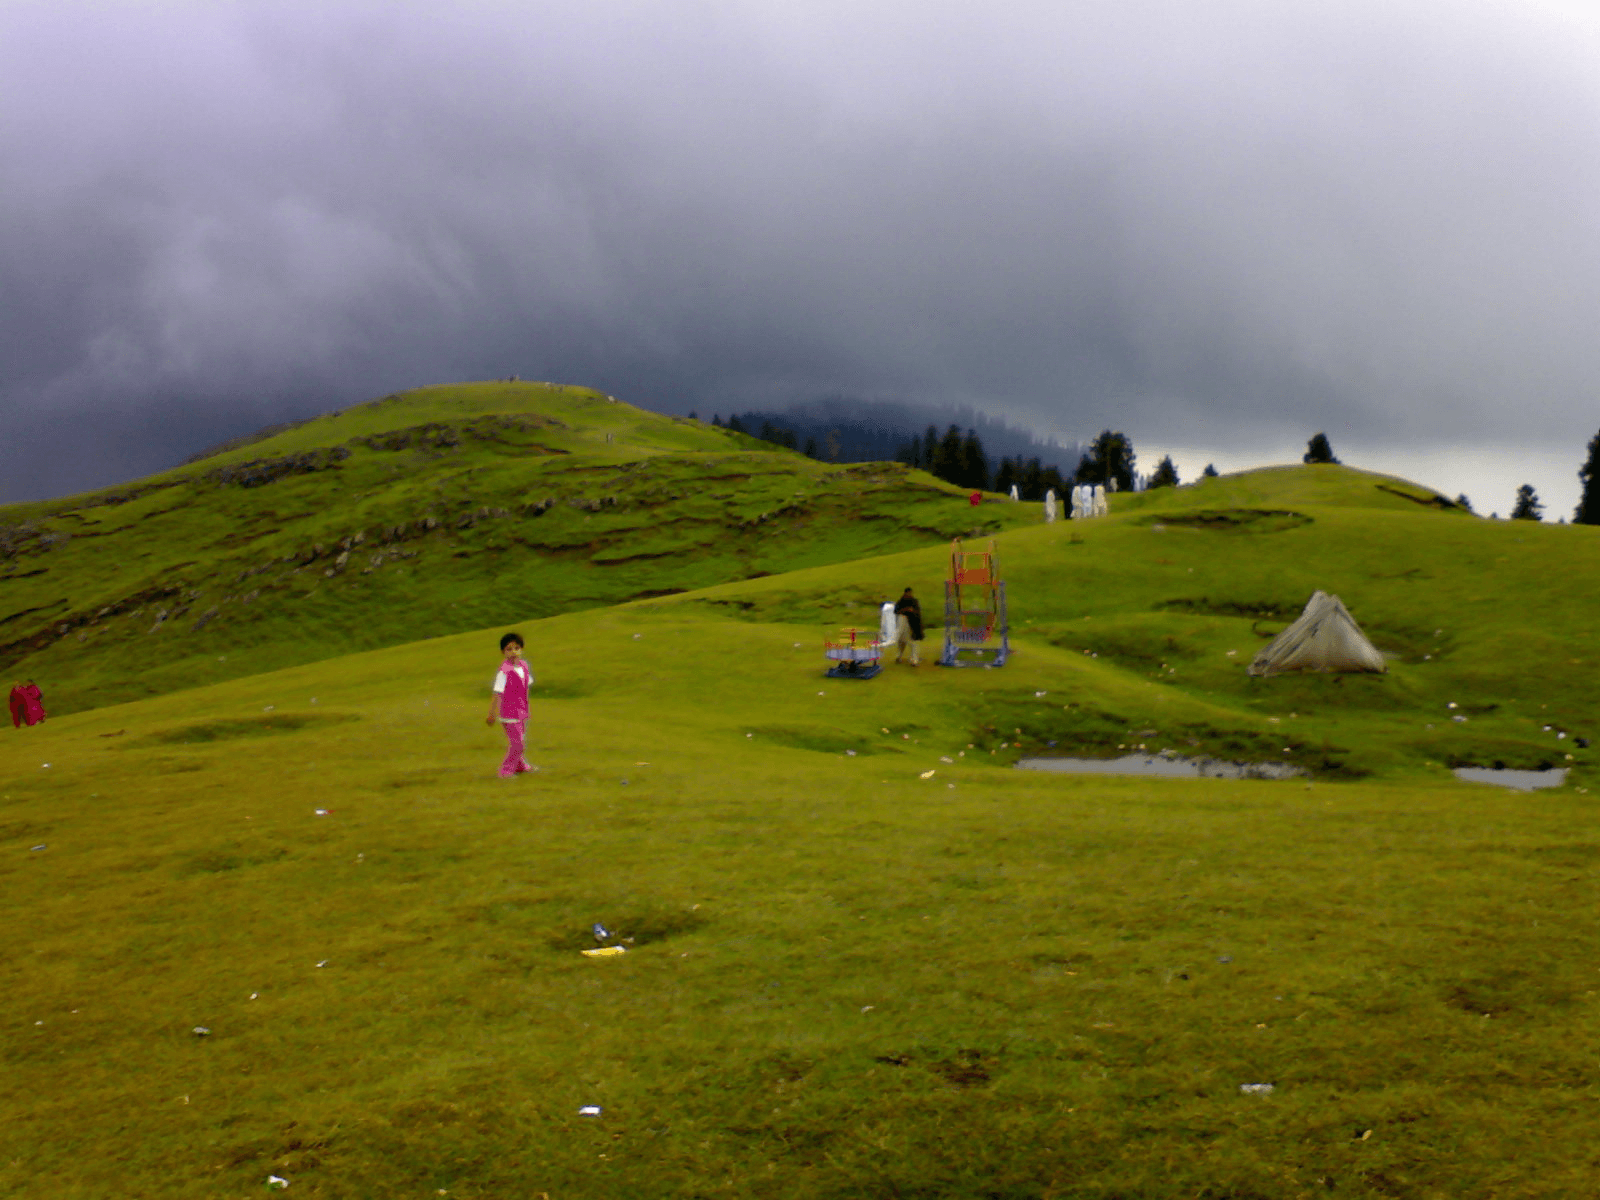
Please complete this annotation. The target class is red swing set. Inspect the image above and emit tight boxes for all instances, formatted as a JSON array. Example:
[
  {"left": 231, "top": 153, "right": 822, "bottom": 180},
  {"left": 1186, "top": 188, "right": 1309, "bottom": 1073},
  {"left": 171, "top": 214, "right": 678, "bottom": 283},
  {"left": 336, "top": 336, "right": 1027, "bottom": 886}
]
[{"left": 939, "top": 538, "right": 1010, "bottom": 667}]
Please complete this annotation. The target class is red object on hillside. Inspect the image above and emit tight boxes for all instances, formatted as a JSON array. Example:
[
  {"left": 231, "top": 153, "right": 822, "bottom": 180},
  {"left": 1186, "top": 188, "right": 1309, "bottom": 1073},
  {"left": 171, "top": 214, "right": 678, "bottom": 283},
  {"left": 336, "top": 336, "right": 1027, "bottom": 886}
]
[
  {"left": 969, "top": 491, "right": 981, "bottom": 507},
  {"left": 9, "top": 682, "right": 46, "bottom": 728}
]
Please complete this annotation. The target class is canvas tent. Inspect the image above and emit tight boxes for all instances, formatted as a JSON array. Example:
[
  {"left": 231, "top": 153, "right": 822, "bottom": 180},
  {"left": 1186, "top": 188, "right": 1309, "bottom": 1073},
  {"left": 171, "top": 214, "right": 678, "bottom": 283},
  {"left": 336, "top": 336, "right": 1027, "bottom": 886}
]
[{"left": 1248, "top": 591, "right": 1387, "bottom": 677}]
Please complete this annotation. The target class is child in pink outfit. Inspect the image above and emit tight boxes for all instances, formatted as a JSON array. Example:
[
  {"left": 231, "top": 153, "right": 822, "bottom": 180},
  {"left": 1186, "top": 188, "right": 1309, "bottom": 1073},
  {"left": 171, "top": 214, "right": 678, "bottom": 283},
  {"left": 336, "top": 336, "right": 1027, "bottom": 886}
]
[{"left": 485, "top": 632, "right": 535, "bottom": 777}]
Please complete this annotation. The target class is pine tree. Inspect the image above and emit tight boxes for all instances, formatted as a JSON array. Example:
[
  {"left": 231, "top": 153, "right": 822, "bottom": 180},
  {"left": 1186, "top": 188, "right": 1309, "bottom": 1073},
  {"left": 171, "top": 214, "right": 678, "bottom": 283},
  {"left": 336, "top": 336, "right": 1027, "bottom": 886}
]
[
  {"left": 1511, "top": 484, "right": 1544, "bottom": 521},
  {"left": 922, "top": 425, "right": 939, "bottom": 472},
  {"left": 1455, "top": 493, "right": 1474, "bottom": 513},
  {"left": 993, "top": 457, "right": 1017, "bottom": 496},
  {"left": 960, "top": 430, "right": 989, "bottom": 491},
  {"left": 1040, "top": 465, "right": 1065, "bottom": 499},
  {"left": 726, "top": 414, "right": 746, "bottom": 434},
  {"left": 803, "top": 437, "right": 819, "bottom": 459},
  {"left": 1576, "top": 429, "right": 1600, "bottom": 525},
  {"left": 1149, "top": 455, "right": 1179, "bottom": 488},
  {"left": 1020, "top": 457, "right": 1044, "bottom": 501},
  {"left": 931, "top": 425, "right": 965, "bottom": 485},
  {"left": 1304, "top": 433, "right": 1339, "bottom": 464},
  {"left": 1202, "top": 463, "right": 1218, "bottom": 478},
  {"left": 711, "top": 414, "right": 723, "bottom": 427},
  {"left": 1079, "top": 431, "right": 1136, "bottom": 493}
]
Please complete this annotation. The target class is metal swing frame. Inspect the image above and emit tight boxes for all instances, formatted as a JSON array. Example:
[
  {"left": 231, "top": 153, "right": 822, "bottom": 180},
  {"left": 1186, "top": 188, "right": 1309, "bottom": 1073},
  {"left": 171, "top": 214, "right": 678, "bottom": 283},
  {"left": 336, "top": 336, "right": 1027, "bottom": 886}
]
[{"left": 939, "top": 538, "right": 1010, "bottom": 668}]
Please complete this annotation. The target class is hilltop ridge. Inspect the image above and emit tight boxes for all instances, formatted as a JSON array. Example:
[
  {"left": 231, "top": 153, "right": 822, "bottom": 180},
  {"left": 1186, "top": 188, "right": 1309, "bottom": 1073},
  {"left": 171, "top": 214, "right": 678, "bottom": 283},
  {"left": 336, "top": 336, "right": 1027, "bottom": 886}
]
[{"left": 0, "top": 381, "right": 1024, "bottom": 713}]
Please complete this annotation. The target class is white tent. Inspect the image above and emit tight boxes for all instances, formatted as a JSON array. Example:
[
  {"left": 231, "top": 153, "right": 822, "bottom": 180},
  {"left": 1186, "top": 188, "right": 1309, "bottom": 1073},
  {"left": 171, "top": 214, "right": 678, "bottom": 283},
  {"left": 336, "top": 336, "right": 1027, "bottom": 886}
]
[{"left": 1248, "top": 591, "right": 1387, "bottom": 677}]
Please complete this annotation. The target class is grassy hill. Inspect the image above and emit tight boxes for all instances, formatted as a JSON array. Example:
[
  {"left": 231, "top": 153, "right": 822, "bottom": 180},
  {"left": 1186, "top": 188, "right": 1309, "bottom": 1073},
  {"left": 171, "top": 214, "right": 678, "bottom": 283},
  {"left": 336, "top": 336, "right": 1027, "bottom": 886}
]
[
  {"left": 0, "top": 382, "right": 1030, "bottom": 714},
  {"left": 633, "top": 462, "right": 1596, "bottom": 784},
  {"left": 5, "top": 450, "right": 1599, "bottom": 1196}
]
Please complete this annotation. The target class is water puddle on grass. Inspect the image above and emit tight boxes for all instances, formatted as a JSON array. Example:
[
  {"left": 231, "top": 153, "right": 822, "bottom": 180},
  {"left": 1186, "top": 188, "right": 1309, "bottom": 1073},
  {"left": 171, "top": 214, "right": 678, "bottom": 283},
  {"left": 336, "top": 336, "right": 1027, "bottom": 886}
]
[
  {"left": 1453, "top": 767, "right": 1567, "bottom": 791},
  {"left": 1016, "top": 754, "right": 1304, "bottom": 781}
]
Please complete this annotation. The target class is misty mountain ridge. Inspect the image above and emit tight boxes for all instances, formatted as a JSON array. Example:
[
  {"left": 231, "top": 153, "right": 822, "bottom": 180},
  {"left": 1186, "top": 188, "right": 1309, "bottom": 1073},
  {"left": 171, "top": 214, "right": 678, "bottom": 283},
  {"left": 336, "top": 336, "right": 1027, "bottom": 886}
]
[{"left": 700, "top": 397, "right": 1083, "bottom": 475}]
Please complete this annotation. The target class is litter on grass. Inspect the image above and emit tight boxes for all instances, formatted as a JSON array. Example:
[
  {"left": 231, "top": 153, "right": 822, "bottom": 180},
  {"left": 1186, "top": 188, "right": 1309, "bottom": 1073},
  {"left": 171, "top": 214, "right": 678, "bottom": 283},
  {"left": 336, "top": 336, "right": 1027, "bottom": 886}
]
[
  {"left": 579, "top": 1106, "right": 602, "bottom": 1116},
  {"left": 30, "top": 844, "right": 45, "bottom": 852},
  {"left": 593, "top": 922, "right": 611, "bottom": 941},
  {"left": 266, "top": 1176, "right": 290, "bottom": 1189},
  {"left": 1239, "top": 1083, "right": 1275, "bottom": 1095},
  {"left": 192, "top": 1027, "right": 211, "bottom": 1037},
  {"left": 582, "top": 946, "right": 627, "bottom": 958},
  {"left": 314, "top": 808, "right": 330, "bottom": 816}
]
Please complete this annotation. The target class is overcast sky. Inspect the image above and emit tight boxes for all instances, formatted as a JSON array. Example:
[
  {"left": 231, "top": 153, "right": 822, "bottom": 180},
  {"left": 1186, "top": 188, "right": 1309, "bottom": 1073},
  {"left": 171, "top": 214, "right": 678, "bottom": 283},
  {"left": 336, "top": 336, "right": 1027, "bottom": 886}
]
[{"left": 4, "top": 0, "right": 1599, "bottom": 516}]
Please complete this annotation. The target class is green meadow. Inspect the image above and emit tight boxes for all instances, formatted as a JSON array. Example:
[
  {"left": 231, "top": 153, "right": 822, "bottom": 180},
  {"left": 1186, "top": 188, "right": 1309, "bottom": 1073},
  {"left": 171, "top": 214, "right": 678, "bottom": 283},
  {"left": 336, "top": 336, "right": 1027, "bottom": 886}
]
[{"left": 4, "top": 388, "right": 1600, "bottom": 1197}]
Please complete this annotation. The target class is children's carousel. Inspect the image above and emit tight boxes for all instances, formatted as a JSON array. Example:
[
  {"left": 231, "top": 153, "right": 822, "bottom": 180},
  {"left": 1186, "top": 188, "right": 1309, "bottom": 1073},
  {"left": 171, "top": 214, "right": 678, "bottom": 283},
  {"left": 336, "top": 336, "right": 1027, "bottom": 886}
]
[{"left": 823, "top": 627, "right": 883, "bottom": 680}]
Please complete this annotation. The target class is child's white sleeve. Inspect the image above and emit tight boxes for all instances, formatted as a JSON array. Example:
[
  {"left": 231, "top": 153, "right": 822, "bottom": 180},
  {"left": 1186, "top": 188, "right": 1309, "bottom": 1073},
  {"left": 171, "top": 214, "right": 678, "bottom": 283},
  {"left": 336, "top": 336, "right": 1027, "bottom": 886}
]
[{"left": 492, "top": 671, "right": 507, "bottom": 694}]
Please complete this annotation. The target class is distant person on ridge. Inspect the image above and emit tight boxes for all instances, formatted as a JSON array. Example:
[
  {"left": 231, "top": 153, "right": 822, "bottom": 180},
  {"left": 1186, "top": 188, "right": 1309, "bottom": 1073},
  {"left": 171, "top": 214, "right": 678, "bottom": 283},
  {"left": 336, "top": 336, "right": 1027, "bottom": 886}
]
[
  {"left": 9, "top": 680, "right": 46, "bottom": 728},
  {"left": 485, "top": 633, "right": 535, "bottom": 777},
  {"left": 894, "top": 588, "right": 924, "bottom": 666}
]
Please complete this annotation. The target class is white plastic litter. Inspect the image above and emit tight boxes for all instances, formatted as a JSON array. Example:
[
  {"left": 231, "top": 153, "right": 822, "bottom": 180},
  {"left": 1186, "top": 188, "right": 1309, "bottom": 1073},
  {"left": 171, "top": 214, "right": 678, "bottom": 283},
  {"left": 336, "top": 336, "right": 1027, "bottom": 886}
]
[
  {"left": 1239, "top": 1083, "right": 1274, "bottom": 1095},
  {"left": 192, "top": 1026, "right": 211, "bottom": 1036},
  {"left": 578, "top": 1105, "right": 602, "bottom": 1116},
  {"left": 920, "top": 769, "right": 936, "bottom": 779},
  {"left": 314, "top": 809, "right": 330, "bottom": 816},
  {"left": 266, "top": 1176, "right": 290, "bottom": 1190}
]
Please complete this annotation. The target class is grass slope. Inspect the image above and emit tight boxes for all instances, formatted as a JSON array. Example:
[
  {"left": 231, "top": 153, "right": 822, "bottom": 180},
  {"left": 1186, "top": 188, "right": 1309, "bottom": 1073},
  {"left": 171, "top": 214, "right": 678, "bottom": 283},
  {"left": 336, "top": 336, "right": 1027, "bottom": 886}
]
[
  {"left": 1, "top": 382, "right": 1027, "bottom": 715},
  {"left": 4, "top": 462, "right": 1599, "bottom": 1197},
  {"left": 638, "top": 463, "right": 1598, "bottom": 786}
]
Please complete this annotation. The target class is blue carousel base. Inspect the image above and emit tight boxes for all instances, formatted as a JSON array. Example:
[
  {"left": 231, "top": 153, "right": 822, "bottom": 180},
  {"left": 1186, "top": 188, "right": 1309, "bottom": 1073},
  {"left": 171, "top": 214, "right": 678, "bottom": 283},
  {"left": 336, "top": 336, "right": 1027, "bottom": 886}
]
[{"left": 826, "top": 662, "right": 883, "bottom": 680}]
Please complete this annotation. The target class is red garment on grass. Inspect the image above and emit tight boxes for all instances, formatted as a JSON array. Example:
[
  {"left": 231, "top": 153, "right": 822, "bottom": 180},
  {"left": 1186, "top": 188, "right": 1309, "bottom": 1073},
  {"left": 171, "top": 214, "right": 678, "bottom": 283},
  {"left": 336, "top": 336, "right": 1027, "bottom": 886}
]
[{"left": 11, "top": 684, "right": 45, "bottom": 727}]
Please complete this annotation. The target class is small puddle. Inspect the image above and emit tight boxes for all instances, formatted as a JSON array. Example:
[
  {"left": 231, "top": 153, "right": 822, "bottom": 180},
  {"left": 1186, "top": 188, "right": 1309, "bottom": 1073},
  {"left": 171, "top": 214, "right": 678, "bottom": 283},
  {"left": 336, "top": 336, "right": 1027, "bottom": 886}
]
[
  {"left": 1453, "top": 767, "right": 1567, "bottom": 791},
  {"left": 1016, "top": 754, "right": 1304, "bottom": 781}
]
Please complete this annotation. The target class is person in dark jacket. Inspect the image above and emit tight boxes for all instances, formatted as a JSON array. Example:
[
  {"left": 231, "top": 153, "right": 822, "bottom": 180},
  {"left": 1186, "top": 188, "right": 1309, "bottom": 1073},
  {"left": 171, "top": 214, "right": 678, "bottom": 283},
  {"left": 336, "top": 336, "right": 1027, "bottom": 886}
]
[{"left": 893, "top": 588, "right": 924, "bottom": 665}]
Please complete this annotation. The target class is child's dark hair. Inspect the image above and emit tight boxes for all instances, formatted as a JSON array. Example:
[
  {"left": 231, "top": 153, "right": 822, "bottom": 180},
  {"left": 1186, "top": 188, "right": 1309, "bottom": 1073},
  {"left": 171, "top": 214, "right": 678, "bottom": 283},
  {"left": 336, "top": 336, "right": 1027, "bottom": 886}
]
[{"left": 500, "top": 632, "right": 524, "bottom": 651}]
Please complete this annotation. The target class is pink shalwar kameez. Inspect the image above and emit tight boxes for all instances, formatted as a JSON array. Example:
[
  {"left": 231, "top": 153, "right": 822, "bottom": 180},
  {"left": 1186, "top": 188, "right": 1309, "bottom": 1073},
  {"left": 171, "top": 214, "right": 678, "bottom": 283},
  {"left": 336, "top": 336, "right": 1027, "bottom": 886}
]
[{"left": 492, "top": 660, "right": 533, "bottom": 777}]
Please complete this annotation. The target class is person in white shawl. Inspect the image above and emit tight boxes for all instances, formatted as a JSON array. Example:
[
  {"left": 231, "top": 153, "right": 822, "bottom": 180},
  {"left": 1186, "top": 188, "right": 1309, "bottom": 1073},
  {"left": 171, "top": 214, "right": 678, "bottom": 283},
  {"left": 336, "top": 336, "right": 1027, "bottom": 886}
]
[
  {"left": 879, "top": 600, "right": 897, "bottom": 651},
  {"left": 1044, "top": 489, "right": 1057, "bottom": 523}
]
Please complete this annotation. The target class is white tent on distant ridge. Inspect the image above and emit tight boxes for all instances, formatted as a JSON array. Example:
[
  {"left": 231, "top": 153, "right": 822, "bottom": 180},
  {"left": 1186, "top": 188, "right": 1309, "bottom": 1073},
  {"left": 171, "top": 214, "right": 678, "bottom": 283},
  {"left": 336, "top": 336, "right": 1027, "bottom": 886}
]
[{"left": 1248, "top": 591, "right": 1387, "bottom": 677}]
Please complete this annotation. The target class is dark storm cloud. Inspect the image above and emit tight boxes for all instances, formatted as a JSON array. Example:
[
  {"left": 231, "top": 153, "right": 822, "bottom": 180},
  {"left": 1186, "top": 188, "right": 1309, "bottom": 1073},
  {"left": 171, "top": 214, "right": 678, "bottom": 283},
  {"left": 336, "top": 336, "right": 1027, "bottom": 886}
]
[{"left": 4, "top": 0, "right": 1600, "bottom": 502}]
